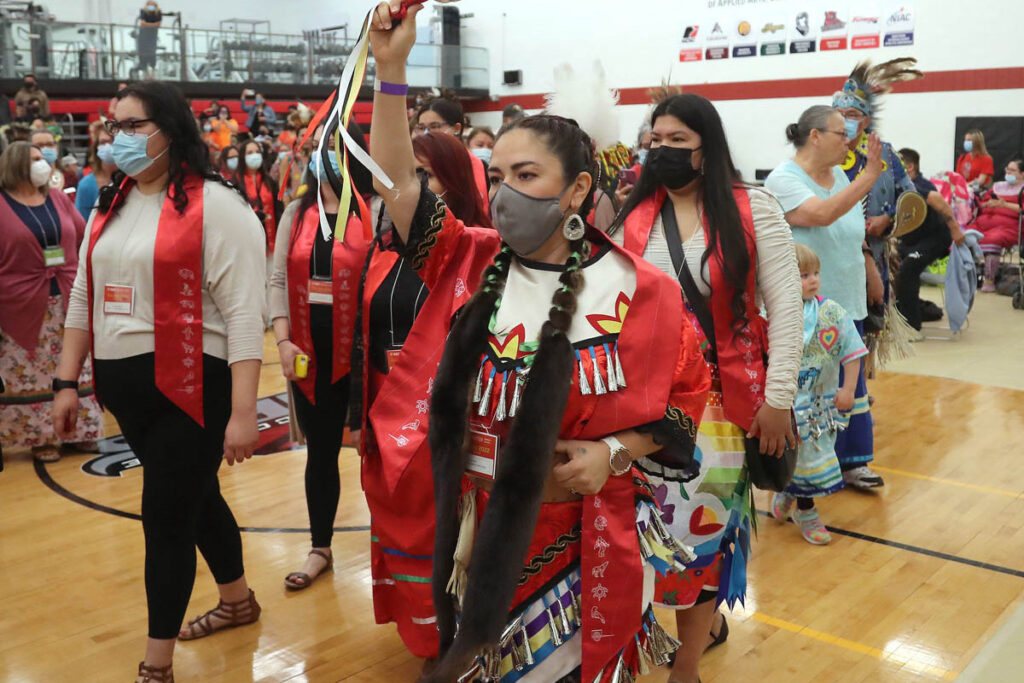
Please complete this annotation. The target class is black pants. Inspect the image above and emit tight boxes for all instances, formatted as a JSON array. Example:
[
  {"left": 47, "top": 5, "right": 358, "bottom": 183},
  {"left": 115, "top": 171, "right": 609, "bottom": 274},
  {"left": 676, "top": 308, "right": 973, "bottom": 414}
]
[
  {"left": 290, "top": 324, "right": 350, "bottom": 548},
  {"left": 896, "top": 236, "right": 951, "bottom": 330},
  {"left": 94, "top": 353, "right": 244, "bottom": 640}
]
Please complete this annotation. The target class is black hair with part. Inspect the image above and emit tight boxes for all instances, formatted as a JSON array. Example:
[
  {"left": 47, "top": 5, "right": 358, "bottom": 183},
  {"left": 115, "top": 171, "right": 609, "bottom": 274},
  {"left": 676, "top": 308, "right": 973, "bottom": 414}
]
[
  {"left": 98, "top": 81, "right": 243, "bottom": 216},
  {"left": 610, "top": 93, "right": 752, "bottom": 330},
  {"left": 424, "top": 114, "right": 595, "bottom": 682},
  {"left": 420, "top": 96, "right": 466, "bottom": 137}
]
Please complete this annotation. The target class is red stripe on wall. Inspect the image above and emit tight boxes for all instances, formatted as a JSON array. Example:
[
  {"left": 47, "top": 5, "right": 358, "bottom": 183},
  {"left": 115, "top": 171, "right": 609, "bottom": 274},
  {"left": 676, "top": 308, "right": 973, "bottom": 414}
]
[{"left": 463, "top": 67, "right": 1024, "bottom": 114}]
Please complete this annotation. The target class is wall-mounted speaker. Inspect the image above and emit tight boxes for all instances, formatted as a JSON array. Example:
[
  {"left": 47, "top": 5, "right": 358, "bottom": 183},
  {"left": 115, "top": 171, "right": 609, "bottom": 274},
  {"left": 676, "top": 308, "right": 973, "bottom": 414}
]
[{"left": 503, "top": 70, "right": 522, "bottom": 86}]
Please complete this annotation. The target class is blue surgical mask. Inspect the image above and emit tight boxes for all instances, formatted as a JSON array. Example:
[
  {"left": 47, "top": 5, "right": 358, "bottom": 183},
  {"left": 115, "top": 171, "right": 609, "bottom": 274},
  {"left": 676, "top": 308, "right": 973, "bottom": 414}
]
[
  {"left": 40, "top": 147, "right": 58, "bottom": 165},
  {"left": 470, "top": 147, "right": 492, "bottom": 165},
  {"left": 964, "top": 140, "right": 974, "bottom": 153},
  {"left": 636, "top": 148, "right": 649, "bottom": 164},
  {"left": 111, "top": 129, "right": 166, "bottom": 177},
  {"left": 245, "top": 153, "right": 263, "bottom": 170},
  {"left": 844, "top": 118, "right": 860, "bottom": 141},
  {"left": 1006, "top": 174, "right": 1019, "bottom": 185},
  {"left": 313, "top": 152, "right": 340, "bottom": 183},
  {"left": 203, "top": 123, "right": 212, "bottom": 132},
  {"left": 255, "top": 97, "right": 264, "bottom": 105},
  {"left": 226, "top": 157, "right": 238, "bottom": 171},
  {"left": 277, "top": 151, "right": 289, "bottom": 161},
  {"left": 96, "top": 143, "right": 115, "bottom": 165}
]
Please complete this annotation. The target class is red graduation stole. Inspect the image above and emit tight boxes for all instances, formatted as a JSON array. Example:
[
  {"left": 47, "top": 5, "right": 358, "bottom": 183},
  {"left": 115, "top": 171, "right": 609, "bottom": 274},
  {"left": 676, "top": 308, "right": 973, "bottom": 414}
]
[
  {"left": 622, "top": 185, "right": 766, "bottom": 430},
  {"left": 86, "top": 175, "right": 206, "bottom": 426},
  {"left": 286, "top": 203, "right": 370, "bottom": 404}
]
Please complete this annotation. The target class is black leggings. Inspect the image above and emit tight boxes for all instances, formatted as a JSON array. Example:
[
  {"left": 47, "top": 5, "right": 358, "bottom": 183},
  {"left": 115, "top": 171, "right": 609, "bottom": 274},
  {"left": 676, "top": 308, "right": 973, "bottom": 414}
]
[
  {"left": 94, "top": 354, "right": 244, "bottom": 640},
  {"left": 290, "top": 324, "right": 350, "bottom": 548},
  {"left": 896, "top": 235, "right": 952, "bottom": 330}
]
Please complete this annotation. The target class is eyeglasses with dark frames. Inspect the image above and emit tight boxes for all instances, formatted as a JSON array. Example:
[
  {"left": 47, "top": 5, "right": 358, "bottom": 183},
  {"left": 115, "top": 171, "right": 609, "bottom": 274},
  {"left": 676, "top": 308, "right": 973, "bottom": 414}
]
[{"left": 104, "top": 118, "right": 156, "bottom": 136}]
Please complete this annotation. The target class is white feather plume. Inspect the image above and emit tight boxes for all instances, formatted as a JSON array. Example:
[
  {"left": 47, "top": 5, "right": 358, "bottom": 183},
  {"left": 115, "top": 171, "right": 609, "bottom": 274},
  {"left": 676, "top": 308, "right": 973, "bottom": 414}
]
[{"left": 544, "top": 62, "right": 621, "bottom": 151}]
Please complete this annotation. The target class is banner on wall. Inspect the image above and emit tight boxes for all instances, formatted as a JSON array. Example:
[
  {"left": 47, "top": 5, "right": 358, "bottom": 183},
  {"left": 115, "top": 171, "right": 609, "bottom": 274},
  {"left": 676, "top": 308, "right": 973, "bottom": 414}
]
[
  {"left": 732, "top": 15, "right": 758, "bottom": 58},
  {"left": 680, "top": 23, "right": 704, "bottom": 62},
  {"left": 705, "top": 18, "right": 730, "bottom": 60},
  {"left": 883, "top": 2, "right": 916, "bottom": 47},
  {"left": 819, "top": 5, "right": 850, "bottom": 51},
  {"left": 850, "top": 3, "right": 882, "bottom": 49},
  {"left": 789, "top": 7, "right": 818, "bottom": 54},
  {"left": 759, "top": 10, "right": 788, "bottom": 56}
]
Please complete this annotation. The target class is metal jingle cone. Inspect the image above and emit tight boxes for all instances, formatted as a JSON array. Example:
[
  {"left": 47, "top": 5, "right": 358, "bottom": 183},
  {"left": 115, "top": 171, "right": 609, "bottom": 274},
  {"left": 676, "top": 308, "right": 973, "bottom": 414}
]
[
  {"left": 591, "top": 347, "right": 607, "bottom": 395},
  {"left": 456, "top": 660, "right": 482, "bottom": 683},
  {"left": 477, "top": 367, "right": 495, "bottom": 417},
  {"left": 472, "top": 361, "right": 485, "bottom": 403},
  {"left": 577, "top": 350, "right": 592, "bottom": 395},
  {"left": 545, "top": 606, "right": 563, "bottom": 647},
  {"left": 555, "top": 598, "right": 572, "bottom": 637},
  {"left": 519, "top": 624, "right": 535, "bottom": 666},
  {"left": 509, "top": 366, "right": 526, "bottom": 417},
  {"left": 570, "top": 588, "right": 582, "bottom": 627},
  {"left": 494, "top": 371, "right": 509, "bottom": 422},
  {"left": 635, "top": 634, "right": 652, "bottom": 675},
  {"left": 604, "top": 344, "right": 619, "bottom": 392},
  {"left": 615, "top": 343, "right": 627, "bottom": 387}
]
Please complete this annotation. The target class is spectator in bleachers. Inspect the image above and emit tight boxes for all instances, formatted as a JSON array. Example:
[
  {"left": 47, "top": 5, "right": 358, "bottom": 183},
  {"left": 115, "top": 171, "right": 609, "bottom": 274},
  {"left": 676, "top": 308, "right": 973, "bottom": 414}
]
[
  {"left": 209, "top": 104, "right": 239, "bottom": 151},
  {"left": 970, "top": 157, "right": 1024, "bottom": 291},
  {"left": 30, "top": 129, "right": 63, "bottom": 191},
  {"left": 956, "top": 129, "right": 995, "bottom": 189},
  {"left": 15, "top": 74, "right": 49, "bottom": 119},
  {"left": 75, "top": 121, "right": 116, "bottom": 220},
  {"left": 241, "top": 89, "right": 277, "bottom": 130},
  {"left": 136, "top": 2, "right": 163, "bottom": 79}
]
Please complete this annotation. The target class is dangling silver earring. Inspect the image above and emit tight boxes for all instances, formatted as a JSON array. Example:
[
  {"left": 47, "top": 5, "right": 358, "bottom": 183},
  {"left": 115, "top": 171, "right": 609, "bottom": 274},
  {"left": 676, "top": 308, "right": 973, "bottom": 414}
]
[{"left": 563, "top": 213, "right": 585, "bottom": 241}]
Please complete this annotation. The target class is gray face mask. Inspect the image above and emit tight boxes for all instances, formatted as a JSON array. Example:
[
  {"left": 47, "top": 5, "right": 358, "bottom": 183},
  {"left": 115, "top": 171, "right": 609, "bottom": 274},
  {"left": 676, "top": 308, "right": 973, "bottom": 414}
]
[{"left": 489, "top": 182, "right": 570, "bottom": 256}]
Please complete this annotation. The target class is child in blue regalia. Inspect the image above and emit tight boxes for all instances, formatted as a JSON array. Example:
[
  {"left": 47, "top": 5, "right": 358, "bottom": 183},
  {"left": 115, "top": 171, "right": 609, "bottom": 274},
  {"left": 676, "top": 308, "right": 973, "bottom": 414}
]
[{"left": 771, "top": 244, "right": 868, "bottom": 544}]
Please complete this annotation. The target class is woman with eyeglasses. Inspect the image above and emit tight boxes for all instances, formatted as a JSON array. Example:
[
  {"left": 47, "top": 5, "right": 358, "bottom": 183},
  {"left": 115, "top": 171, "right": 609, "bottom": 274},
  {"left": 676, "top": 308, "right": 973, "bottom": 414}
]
[
  {"left": 413, "top": 94, "right": 490, "bottom": 218},
  {"left": 52, "top": 81, "right": 266, "bottom": 683},
  {"left": 348, "top": 129, "right": 491, "bottom": 662},
  {"left": 75, "top": 120, "right": 117, "bottom": 220},
  {"left": 0, "top": 141, "right": 103, "bottom": 464},
  {"left": 218, "top": 145, "right": 240, "bottom": 179},
  {"left": 267, "top": 119, "right": 371, "bottom": 592}
]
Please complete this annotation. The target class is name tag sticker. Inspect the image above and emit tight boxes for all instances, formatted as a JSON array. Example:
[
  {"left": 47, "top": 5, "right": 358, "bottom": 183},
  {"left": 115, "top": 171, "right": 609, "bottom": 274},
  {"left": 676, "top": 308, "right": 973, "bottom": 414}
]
[
  {"left": 308, "top": 278, "right": 333, "bottom": 305},
  {"left": 103, "top": 284, "right": 135, "bottom": 316},
  {"left": 43, "top": 246, "right": 66, "bottom": 267},
  {"left": 466, "top": 427, "right": 500, "bottom": 480}
]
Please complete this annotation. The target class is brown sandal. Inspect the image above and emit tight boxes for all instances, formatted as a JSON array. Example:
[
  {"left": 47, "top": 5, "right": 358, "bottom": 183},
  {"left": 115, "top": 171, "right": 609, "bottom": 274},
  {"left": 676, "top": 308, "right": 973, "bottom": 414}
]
[
  {"left": 177, "top": 589, "right": 261, "bottom": 641},
  {"left": 136, "top": 661, "right": 174, "bottom": 682},
  {"left": 284, "top": 549, "right": 333, "bottom": 590},
  {"left": 32, "top": 445, "right": 61, "bottom": 463}
]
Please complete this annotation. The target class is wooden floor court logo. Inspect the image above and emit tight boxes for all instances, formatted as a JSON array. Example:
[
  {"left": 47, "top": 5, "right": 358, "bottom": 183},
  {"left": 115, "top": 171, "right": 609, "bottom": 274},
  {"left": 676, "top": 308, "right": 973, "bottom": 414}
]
[{"left": 81, "top": 392, "right": 296, "bottom": 477}]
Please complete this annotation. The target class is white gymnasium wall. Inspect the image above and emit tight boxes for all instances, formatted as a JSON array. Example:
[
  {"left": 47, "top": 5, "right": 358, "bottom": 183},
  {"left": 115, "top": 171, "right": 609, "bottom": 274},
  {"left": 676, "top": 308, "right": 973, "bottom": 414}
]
[
  {"left": 55, "top": 0, "right": 1023, "bottom": 177},
  {"left": 450, "top": 0, "right": 1024, "bottom": 180}
]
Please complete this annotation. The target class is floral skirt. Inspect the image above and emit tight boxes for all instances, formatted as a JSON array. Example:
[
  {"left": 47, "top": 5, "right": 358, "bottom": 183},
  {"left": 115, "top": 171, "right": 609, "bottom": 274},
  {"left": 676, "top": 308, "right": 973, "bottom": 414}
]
[{"left": 0, "top": 296, "right": 103, "bottom": 450}]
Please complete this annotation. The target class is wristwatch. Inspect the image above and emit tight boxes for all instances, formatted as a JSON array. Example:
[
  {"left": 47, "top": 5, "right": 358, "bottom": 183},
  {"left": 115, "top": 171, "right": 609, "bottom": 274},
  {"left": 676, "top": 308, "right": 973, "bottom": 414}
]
[
  {"left": 602, "top": 435, "right": 632, "bottom": 477},
  {"left": 52, "top": 378, "right": 78, "bottom": 393}
]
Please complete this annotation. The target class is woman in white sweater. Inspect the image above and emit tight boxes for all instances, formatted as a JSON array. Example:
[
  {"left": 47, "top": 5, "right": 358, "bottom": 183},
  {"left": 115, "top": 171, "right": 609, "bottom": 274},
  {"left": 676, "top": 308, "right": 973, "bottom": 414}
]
[
  {"left": 610, "top": 93, "right": 803, "bottom": 683},
  {"left": 52, "top": 81, "right": 267, "bottom": 683}
]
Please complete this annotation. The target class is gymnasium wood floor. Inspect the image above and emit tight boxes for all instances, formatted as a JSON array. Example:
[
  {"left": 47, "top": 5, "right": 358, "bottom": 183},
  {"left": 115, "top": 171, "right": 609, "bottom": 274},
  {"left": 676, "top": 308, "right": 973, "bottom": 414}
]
[{"left": 3, "top": 291, "right": 1024, "bottom": 682}]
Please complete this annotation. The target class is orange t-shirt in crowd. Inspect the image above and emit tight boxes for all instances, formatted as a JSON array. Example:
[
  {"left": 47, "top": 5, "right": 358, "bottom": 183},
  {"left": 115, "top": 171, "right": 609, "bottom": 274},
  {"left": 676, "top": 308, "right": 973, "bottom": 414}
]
[
  {"left": 956, "top": 153, "right": 994, "bottom": 183},
  {"left": 209, "top": 118, "right": 239, "bottom": 150}
]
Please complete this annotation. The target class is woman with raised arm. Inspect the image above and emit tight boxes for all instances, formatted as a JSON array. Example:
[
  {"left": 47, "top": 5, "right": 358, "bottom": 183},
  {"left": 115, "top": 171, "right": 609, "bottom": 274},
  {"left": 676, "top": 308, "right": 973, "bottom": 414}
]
[{"left": 367, "top": 4, "right": 710, "bottom": 681}]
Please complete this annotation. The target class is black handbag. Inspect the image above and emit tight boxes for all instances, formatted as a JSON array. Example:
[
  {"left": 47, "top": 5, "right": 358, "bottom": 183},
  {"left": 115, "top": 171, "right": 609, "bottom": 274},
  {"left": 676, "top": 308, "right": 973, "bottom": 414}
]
[{"left": 660, "top": 201, "right": 797, "bottom": 491}]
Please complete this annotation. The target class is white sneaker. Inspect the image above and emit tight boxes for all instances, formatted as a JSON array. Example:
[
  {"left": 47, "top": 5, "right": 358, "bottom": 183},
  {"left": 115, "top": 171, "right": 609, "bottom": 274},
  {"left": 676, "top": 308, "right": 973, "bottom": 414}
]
[{"left": 843, "top": 466, "right": 884, "bottom": 489}]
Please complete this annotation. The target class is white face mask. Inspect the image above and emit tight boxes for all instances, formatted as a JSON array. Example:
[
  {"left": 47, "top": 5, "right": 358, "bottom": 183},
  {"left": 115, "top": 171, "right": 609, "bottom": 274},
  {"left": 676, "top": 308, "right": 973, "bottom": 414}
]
[
  {"left": 245, "top": 153, "right": 263, "bottom": 170},
  {"left": 30, "top": 159, "right": 52, "bottom": 187}
]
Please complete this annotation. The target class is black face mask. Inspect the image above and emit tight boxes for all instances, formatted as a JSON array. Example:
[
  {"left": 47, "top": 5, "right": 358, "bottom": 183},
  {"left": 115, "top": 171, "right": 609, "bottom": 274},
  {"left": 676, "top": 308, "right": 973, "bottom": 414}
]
[
  {"left": 647, "top": 145, "right": 702, "bottom": 190},
  {"left": 24, "top": 81, "right": 35, "bottom": 90}
]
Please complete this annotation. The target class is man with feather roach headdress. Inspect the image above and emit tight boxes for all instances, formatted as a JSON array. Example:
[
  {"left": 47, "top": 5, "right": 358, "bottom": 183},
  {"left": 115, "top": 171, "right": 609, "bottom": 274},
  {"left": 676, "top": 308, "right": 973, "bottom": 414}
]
[{"left": 830, "top": 58, "right": 923, "bottom": 491}]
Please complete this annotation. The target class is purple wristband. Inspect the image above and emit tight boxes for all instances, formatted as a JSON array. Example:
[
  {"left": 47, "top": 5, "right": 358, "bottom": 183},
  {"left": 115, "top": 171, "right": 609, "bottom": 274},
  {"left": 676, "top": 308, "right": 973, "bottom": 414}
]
[{"left": 374, "top": 79, "right": 408, "bottom": 96}]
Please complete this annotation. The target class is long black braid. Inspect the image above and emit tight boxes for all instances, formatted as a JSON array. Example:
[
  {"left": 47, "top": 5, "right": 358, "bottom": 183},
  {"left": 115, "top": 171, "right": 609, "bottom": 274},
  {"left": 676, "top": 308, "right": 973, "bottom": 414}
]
[
  {"left": 425, "top": 115, "right": 597, "bottom": 682},
  {"left": 98, "top": 81, "right": 245, "bottom": 218}
]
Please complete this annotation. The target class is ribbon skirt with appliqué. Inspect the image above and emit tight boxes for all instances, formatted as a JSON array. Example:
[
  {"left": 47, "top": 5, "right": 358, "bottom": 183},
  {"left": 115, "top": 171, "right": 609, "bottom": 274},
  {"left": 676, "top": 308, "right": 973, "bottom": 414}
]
[
  {"left": 455, "top": 482, "right": 691, "bottom": 682},
  {"left": 635, "top": 364, "right": 753, "bottom": 610}
]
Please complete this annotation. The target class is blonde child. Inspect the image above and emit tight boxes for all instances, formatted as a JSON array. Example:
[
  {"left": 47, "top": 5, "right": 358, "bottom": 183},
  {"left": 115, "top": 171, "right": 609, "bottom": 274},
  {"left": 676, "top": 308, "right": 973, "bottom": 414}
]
[{"left": 771, "top": 243, "right": 868, "bottom": 544}]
